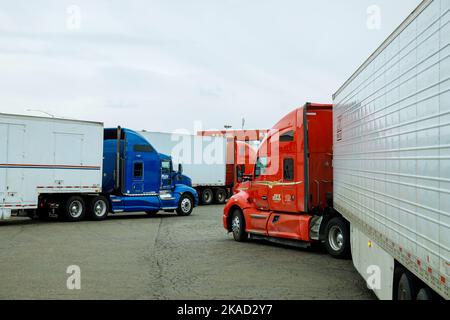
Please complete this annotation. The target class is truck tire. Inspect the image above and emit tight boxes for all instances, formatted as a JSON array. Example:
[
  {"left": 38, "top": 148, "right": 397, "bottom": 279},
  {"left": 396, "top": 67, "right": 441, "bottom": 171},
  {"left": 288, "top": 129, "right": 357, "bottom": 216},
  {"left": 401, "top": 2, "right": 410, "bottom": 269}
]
[
  {"left": 176, "top": 194, "right": 194, "bottom": 216},
  {"left": 397, "top": 271, "right": 418, "bottom": 300},
  {"left": 231, "top": 209, "right": 248, "bottom": 242},
  {"left": 201, "top": 189, "right": 213, "bottom": 205},
  {"left": 214, "top": 188, "right": 227, "bottom": 204},
  {"left": 60, "top": 196, "right": 86, "bottom": 222},
  {"left": 89, "top": 196, "right": 109, "bottom": 221},
  {"left": 416, "top": 287, "right": 434, "bottom": 300},
  {"left": 325, "top": 217, "right": 350, "bottom": 258},
  {"left": 146, "top": 210, "right": 159, "bottom": 216}
]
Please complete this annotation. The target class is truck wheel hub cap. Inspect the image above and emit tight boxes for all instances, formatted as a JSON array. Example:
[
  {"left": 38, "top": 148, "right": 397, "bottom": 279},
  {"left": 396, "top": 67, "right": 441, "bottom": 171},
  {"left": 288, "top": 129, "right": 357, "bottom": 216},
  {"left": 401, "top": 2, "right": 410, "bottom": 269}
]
[
  {"left": 94, "top": 201, "right": 106, "bottom": 216},
  {"left": 181, "top": 198, "right": 191, "bottom": 212},
  {"left": 329, "top": 226, "right": 344, "bottom": 251},
  {"left": 70, "top": 201, "right": 83, "bottom": 218},
  {"left": 232, "top": 216, "right": 240, "bottom": 233}
]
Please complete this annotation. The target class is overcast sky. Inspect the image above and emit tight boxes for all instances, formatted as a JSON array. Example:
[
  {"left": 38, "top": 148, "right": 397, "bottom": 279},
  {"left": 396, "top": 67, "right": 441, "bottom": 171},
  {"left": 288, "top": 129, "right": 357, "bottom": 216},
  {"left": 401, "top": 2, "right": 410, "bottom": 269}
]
[{"left": 0, "top": 0, "right": 421, "bottom": 132}]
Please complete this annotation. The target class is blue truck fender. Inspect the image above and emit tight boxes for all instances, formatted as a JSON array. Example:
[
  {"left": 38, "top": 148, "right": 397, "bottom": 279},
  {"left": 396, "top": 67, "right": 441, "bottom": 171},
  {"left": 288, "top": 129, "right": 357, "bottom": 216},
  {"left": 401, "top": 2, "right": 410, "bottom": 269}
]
[{"left": 173, "top": 185, "right": 199, "bottom": 207}]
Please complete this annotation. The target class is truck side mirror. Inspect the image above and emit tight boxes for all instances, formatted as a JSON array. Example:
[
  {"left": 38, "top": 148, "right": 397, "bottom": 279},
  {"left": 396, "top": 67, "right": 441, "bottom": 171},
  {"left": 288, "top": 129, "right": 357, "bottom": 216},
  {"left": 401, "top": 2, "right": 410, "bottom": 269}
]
[{"left": 178, "top": 163, "right": 183, "bottom": 174}]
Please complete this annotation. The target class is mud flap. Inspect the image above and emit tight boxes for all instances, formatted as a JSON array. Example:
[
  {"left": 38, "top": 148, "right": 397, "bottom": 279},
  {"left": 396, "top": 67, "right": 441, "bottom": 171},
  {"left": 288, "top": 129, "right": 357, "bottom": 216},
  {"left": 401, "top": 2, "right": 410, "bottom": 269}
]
[
  {"left": 309, "top": 216, "right": 323, "bottom": 241},
  {"left": 0, "top": 208, "right": 11, "bottom": 220}
]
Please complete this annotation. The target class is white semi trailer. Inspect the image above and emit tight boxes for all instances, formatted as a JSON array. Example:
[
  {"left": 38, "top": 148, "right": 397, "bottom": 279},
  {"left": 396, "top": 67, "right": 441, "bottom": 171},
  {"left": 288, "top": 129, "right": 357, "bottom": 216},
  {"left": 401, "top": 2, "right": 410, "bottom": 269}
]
[
  {"left": 139, "top": 131, "right": 229, "bottom": 205},
  {"left": 0, "top": 113, "right": 104, "bottom": 221},
  {"left": 333, "top": 0, "right": 449, "bottom": 299}
]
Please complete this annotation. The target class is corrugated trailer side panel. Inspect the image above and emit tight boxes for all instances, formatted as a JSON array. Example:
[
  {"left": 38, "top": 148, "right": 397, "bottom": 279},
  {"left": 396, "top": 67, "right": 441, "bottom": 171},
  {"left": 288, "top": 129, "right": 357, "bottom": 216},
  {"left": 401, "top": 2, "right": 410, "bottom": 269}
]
[
  {"left": 333, "top": 0, "right": 449, "bottom": 298},
  {"left": 0, "top": 114, "right": 103, "bottom": 218},
  {"left": 140, "top": 131, "right": 227, "bottom": 187}
]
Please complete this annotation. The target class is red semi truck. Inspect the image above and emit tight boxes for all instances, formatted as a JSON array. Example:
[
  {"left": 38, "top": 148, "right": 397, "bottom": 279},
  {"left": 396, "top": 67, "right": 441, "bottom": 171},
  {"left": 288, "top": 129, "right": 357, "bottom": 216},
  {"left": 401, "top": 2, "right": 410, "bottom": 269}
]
[
  {"left": 223, "top": 101, "right": 449, "bottom": 301},
  {"left": 222, "top": 103, "right": 341, "bottom": 254}
]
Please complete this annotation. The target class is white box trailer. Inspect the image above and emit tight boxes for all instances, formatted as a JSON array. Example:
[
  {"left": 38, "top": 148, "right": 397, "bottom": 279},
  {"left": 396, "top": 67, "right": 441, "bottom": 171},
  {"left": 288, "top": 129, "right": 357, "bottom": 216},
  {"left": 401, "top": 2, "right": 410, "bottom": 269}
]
[
  {"left": 333, "top": 0, "right": 449, "bottom": 300},
  {"left": 139, "top": 131, "right": 229, "bottom": 204},
  {"left": 0, "top": 113, "right": 103, "bottom": 221}
]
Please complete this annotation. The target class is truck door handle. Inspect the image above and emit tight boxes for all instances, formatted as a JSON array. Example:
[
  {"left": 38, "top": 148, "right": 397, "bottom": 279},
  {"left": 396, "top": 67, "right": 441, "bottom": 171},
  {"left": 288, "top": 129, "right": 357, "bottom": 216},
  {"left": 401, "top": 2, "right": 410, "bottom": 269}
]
[
  {"left": 262, "top": 196, "right": 267, "bottom": 200},
  {"left": 273, "top": 215, "right": 280, "bottom": 223}
]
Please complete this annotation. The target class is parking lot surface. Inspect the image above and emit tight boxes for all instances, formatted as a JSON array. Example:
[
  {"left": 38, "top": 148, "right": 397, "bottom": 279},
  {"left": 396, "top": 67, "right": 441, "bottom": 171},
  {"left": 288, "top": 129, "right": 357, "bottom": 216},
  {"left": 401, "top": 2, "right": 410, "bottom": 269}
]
[{"left": 0, "top": 205, "right": 375, "bottom": 300}]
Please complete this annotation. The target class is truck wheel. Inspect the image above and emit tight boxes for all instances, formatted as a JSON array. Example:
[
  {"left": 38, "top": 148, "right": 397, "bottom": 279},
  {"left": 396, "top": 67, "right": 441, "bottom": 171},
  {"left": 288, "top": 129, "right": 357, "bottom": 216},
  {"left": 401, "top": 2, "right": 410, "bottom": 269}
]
[
  {"left": 231, "top": 209, "right": 248, "bottom": 242},
  {"left": 397, "top": 271, "right": 418, "bottom": 300},
  {"left": 325, "top": 217, "right": 350, "bottom": 258},
  {"left": 214, "top": 188, "right": 227, "bottom": 204},
  {"left": 416, "top": 287, "right": 434, "bottom": 300},
  {"left": 89, "top": 196, "right": 109, "bottom": 221},
  {"left": 146, "top": 210, "right": 159, "bottom": 216},
  {"left": 176, "top": 194, "right": 194, "bottom": 216},
  {"left": 61, "top": 196, "right": 86, "bottom": 222},
  {"left": 201, "top": 189, "right": 213, "bottom": 205}
]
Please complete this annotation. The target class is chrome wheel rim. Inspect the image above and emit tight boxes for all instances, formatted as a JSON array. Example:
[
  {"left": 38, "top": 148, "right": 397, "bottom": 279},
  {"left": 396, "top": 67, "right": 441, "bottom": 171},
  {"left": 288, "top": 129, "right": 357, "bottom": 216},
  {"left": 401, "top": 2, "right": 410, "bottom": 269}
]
[
  {"left": 69, "top": 200, "right": 83, "bottom": 218},
  {"left": 329, "top": 225, "right": 344, "bottom": 251},
  {"left": 93, "top": 200, "right": 107, "bottom": 217},
  {"left": 181, "top": 198, "right": 192, "bottom": 213},
  {"left": 232, "top": 216, "right": 240, "bottom": 234}
]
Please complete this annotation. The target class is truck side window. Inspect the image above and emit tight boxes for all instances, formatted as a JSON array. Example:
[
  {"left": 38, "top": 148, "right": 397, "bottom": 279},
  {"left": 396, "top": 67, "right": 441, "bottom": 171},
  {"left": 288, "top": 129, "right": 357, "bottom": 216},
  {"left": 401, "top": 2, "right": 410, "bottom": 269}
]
[
  {"left": 254, "top": 156, "right": 268, "bottom": 178},
  {"left": 280, "top": 130, "right": 294, "bottom": 142},
  {"left": 236, "top": 165, "right": 245, "bottom": 182},
  {"left": 283, "top": 158, "right": 294, "bottom": 181},
  {"left": 133, "top": 162, "right": 144, "bottom": 179},
  {"left": 133, "top": 144, "right": 154, "bottom": 153}
]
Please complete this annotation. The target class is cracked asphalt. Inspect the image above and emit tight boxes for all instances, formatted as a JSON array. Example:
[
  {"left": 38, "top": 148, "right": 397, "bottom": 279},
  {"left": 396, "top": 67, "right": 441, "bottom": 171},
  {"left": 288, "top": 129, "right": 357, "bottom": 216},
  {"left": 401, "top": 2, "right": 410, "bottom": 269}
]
[{"left": 0, "top": 205, "right": 375, "bottom": 300}]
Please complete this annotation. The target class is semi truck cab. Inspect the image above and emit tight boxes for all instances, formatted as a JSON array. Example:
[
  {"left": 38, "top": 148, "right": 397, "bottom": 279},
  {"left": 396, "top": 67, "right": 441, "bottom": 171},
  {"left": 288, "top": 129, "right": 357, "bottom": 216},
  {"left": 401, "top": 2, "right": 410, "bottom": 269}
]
[
  {"left": 102, "top": 127, "right": 198, "bottom": 216},
  {"left": 223, "top": 103, "right": 349, "bottom": 257}
]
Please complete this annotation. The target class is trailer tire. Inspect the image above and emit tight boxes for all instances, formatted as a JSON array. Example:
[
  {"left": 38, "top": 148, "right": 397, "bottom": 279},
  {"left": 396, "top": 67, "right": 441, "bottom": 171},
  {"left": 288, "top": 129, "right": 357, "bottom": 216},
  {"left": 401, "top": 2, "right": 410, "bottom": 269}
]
[
  {"left": 89, "top": 196, "right": 109, "bottom": 221},
  {"left": 176, "top": 194, "right": 194, "bottom": 216},
  {"left": 416, "top": 287, "right": 435, "bottom": 300},
  {"left": 201, "top": 189, "right": 213, "bottom": 205},
  {"left": 325, "top": 217, "right": 350, "bottom": 259},
  {"left": 231, "top": 209, "right": 248, "bottom": 242},
  {"left": 146, "top": 210, "right": 159, "bottom": 216},
  {"left": 214, "top": 188, "right": 227, "bottom": 204},
  {"left": 60, "top": 196, "right": 86, "bottom": 222},
  {"left": 397, "top": 271, "right": 418, "bottom": 300}
]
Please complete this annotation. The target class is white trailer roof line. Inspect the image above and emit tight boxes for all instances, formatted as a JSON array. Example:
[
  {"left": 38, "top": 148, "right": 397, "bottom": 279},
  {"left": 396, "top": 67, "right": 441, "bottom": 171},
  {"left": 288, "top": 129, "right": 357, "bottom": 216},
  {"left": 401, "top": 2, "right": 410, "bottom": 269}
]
[
  {"left": 333, "top": 0, "right": 433, "bottom": 99},
  {"left": 0, "top": 112, "right": 103, "bottom": 126}
]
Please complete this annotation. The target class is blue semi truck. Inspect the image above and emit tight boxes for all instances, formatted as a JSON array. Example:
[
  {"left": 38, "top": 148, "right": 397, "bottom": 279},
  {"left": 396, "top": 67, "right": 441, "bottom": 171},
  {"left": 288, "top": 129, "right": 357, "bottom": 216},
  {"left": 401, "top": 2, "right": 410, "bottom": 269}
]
[
  {"left": 98, "top": 127, "right": 198, "bottom": 219},
  {"left": 33, "top": 126, "right": 198, "bottom": 221}
]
